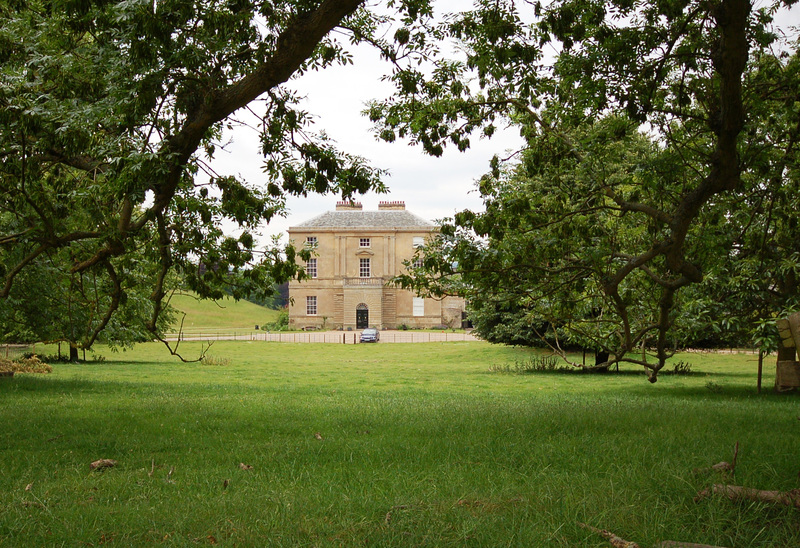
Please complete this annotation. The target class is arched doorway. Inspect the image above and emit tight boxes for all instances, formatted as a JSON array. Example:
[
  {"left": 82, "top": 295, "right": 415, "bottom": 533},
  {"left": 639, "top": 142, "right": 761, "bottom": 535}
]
[{"left": 356, "top": 303, "right": 369, "bottom": 329}]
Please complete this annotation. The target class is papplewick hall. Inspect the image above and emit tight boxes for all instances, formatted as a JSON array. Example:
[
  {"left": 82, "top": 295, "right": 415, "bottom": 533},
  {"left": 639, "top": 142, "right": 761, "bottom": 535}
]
[{"left": 288, "top": 201, "right": 465, "bottom": 330}]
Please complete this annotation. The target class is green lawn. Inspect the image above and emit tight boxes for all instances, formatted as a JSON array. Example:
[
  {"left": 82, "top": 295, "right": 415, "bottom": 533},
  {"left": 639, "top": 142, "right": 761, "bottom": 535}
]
[
  {"left": 1, "top": 342, "right": 797, "bottom": 547},
  {"left": 167, "top": 292, "right": 280, "bottom": 332}
]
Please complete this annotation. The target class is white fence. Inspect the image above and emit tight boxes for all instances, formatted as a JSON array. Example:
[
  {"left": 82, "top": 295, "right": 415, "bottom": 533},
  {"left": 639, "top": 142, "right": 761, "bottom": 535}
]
[{"left": 165, "top": 330, "right": 479, "bottom": 344}]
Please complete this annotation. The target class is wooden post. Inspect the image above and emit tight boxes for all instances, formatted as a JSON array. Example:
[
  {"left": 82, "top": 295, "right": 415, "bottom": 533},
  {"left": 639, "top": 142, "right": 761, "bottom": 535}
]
[{"left": 757, "top": 349, "right": 763, "bottom": 394}]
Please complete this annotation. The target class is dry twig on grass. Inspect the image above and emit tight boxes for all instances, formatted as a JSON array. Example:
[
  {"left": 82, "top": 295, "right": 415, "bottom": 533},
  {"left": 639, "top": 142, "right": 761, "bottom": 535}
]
[
  {"left": 693, "top": 441, "right": 738, "bottom": 478},
  {"left": 695, "top": 484, "right": 800, "bottom": 509},
  {"left": 578, "top": 523, "right": 730, "bottom": 548},
  {"left": 577, "top": 522, "right": 640, "bottom": 548},
  {"left": 89, "top": 459, "right": 117, "bottom": 470},
  {"left": 692, "top": 441, "right": 800, "bottom": 509},
  {"left": 656, "top": 542, "right": 729, "bottom": 548}
]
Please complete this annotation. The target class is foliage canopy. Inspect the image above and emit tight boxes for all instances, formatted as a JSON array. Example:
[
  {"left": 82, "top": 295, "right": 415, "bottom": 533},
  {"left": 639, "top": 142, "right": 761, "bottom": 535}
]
[
  {"left": 383, "top": 0, "right": 800, "bottom": 380},
  {"left": 0, "top": 0, "right": 431, "bottom": 354}
]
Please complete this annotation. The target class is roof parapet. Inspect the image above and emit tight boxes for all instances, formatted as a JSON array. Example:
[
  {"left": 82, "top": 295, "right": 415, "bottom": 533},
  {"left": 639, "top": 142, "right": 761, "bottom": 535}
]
[
  {"left": 336, "top": 201, "right": 363, "bottom": 211},
  {"left": 378, "top": 201, "right": 406, "bottom": 210}
]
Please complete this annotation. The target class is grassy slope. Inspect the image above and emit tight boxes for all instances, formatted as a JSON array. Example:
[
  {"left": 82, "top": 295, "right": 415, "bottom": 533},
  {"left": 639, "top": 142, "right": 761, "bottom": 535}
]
[
  {"left": 1, "top": 343, "right": 797, "bottom": 547},
  {"left": 167, "top": 292, "right": 280, "bottom": 331}
]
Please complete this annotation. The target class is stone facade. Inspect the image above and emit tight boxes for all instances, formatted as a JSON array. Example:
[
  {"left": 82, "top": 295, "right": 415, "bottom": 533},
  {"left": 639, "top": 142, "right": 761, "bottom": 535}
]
[{"left": 288, "top": 201, "right": 465, "bottom": 330}]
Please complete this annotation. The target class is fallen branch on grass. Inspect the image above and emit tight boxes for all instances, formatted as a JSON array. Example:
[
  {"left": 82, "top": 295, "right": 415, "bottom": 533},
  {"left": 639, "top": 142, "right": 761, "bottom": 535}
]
[
  {"left": 578, "top": 523, "right": 730, "bottom": 548},
  {"left": 693, "top": 442, "right": 738, "bottom": 478},
  {"left": 695, "top": 484, "right": 800, "bottom": 509},
  {"left": 577, "top": 522, "right": 640, "bottom": 548},
  {"left": 656, "top": 542, "right": 729, "bottom": 548},
  {"left": 89, "top": 459, "right": 117, "bottom": 470}
]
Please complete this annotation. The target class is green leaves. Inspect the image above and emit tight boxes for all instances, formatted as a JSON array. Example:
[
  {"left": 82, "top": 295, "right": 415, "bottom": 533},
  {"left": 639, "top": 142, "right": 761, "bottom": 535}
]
[
  {"left": 375, "top": 0, "right": 800, "bottom": 379},
  {"left": 0, "top": 0, "right": 407, "bottom": 350}
]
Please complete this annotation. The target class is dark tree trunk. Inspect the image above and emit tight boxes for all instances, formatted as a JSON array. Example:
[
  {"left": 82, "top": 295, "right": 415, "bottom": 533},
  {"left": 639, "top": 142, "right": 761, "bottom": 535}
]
[
  {"left": 594, "top": 350, "right": 610, "bottom": 372},
  {"left": 69, "top": 343, "right": 79, "bottom": 362}
]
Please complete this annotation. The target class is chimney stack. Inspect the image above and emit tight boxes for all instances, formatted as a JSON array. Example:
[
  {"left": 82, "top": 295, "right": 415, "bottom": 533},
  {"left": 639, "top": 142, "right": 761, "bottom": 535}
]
[
  {"left": 336, "top": 201, "right": 363, "bottom": 211},
  {"left": 378, "top": 201, "right": 406, "bottom": 210}
]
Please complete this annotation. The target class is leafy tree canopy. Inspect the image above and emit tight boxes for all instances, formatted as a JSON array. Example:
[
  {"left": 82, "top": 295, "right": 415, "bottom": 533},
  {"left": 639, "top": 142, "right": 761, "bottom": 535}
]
[
  {"left": 381, "top": 0, "right": 800, "bottom": 380},
  {"left": 0, "top": 0, "right": 434, "bottom": 354}
]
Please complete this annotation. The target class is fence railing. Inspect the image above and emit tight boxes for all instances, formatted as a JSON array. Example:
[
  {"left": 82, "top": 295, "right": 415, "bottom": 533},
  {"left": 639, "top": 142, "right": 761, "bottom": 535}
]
[
  {"left": 342, "top": 277, "right": 387, "bottom": 287},
  {"left": 164, "top": 330, "right": 479, "bottom": 344},
  {"left": 1, "top": 344, "right": 34, "bottom": 360}
]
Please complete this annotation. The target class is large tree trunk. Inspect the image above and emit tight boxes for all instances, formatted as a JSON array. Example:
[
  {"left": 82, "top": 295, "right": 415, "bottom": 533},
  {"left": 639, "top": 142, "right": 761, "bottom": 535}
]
[
  {"left": 69, "top": 343, "right": 79, "bottom": 362},
  {"left": 594, "top": 350, "right": 610, "bottom": 372}
]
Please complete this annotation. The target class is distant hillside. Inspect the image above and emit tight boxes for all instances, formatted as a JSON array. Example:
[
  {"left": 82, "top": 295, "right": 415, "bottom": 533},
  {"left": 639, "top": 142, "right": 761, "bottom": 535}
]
[{"left": 167, "top": 292, "right": 281, "bottom": 331}]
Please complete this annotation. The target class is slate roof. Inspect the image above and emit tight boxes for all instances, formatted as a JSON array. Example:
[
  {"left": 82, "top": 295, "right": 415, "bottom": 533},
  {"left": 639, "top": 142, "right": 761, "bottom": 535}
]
[{"left": 291, "top": 210, "right": 435, "bottom": 229}]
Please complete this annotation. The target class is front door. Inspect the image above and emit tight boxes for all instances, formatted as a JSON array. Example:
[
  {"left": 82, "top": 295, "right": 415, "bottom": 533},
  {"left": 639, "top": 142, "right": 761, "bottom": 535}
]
[{"left": 356, "top": 306, "right": 369, "bottom": 329}]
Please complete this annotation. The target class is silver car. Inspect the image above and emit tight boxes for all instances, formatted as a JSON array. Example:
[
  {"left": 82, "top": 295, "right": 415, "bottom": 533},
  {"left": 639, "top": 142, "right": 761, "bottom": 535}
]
[{"left": 359, "top": 328, "right": 380, "bottom": 343}]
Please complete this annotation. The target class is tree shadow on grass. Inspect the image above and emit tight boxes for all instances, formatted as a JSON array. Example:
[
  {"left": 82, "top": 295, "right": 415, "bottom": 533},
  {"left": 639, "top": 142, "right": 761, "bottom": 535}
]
[
  {"left": 486, "top": 367, "right": 694, "bottom": 378},
  {"left": 482, "top": 366, "right": 791, "bottom": 402},
  {"left": 0, "top": 371, "right": 172, "bottom": 395},
  {"left": 486, "top": 364, "right": 761, "bottom": 379},
  {"left": 621, "top": 379, "right": 795, "bottom": 400}
]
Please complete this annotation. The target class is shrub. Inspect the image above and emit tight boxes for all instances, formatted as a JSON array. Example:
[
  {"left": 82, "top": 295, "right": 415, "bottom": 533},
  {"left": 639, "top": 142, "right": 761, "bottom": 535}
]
[
  {"left": 265, "top": 309, "right": 289, "bottom": 331},
  {"left": 38, "top": 354, "right": 73, "bottom": 364},
  {"left": 489, "top": 355, "right": 567, "bottom": 374},
  {"left": 668, "top": 360, "right": 693, "bottom": 375},
  {"left": 201, "top": 355, "right": 231, "bottom": 366},
  {"left": 38, "top": 351, "right": 105, "bottom": 364},
  {"left": 0, "top": 356, "right": 53, "bottom": 374}
]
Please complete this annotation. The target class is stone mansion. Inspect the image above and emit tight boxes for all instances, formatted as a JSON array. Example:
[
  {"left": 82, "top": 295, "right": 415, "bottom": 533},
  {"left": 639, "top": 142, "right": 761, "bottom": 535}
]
[{"left": 287, "top": 201, "right": 465, "bottom": 330}]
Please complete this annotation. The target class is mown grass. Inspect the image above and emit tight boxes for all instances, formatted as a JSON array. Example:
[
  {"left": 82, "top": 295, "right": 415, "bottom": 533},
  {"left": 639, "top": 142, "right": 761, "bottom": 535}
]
[
  {"left": 1, "top": 342, "right": 798, "bottom": 547},
  {"left": 168, "top": 292, "right": 280, "bottom": 332}
]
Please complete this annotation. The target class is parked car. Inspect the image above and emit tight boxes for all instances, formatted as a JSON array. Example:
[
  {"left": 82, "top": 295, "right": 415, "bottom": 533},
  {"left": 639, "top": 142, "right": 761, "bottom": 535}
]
[{"left": 359, "top": 328, "right": 380, "bottom": 343}]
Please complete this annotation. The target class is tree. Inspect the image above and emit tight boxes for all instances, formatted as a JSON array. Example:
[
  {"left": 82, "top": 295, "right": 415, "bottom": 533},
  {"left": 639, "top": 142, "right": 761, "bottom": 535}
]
[
  {"left": 377, "top": 0, "right": 800, "bottom": 380},
  {"left": 246, "top": 281, "right": 290, "bottom": 310},
  {"left": 0, "top": 0, "right": 432, "bottom": 355},
  {"left": 403, "top": 116, "right": 715, "bottom": 368},
  {"left": 0, "top": 239, "right": 175, "bottom": 360},
  {"left": 697, "top": 46, "right": 800, "bottom": 351}
]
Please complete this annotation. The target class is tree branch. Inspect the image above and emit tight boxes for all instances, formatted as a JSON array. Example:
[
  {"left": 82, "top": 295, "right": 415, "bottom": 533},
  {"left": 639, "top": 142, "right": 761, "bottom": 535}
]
[{"left": 81, "top": 260, "right": 122, "bottom": 349}]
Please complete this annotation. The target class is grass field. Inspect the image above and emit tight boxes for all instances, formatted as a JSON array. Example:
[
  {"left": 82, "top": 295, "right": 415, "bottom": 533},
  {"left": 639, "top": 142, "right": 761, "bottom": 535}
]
[
  {"left": 167, "top": 293, "right": 281, "bottom": 332},
  {"left": 1, "top": 342, "right": 798, "bottom": 547}
]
